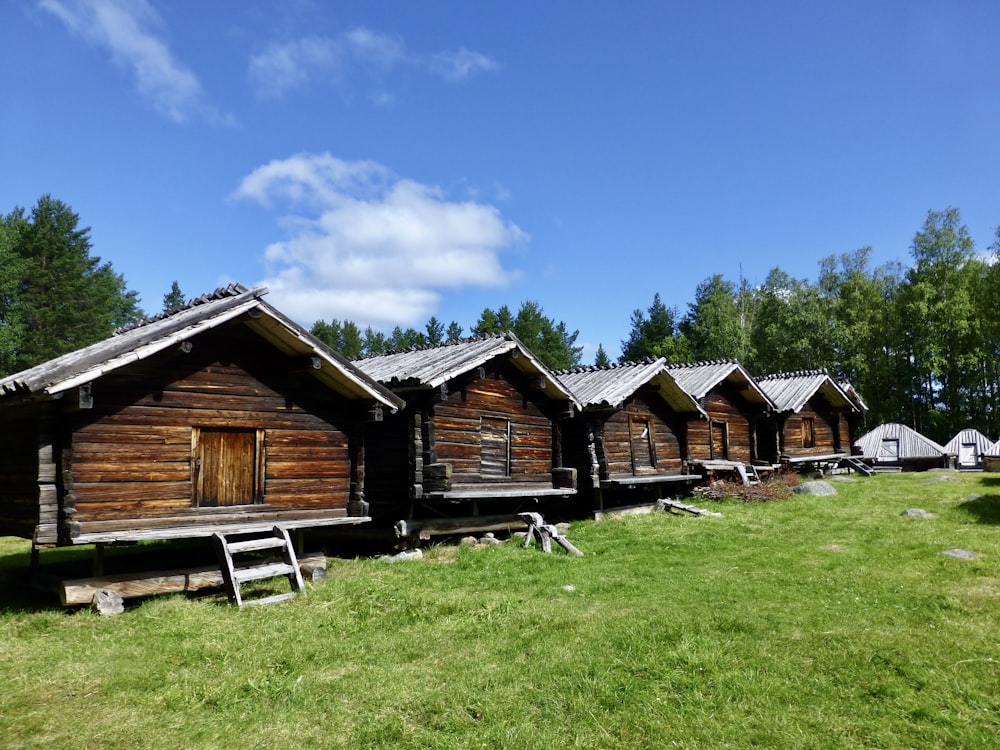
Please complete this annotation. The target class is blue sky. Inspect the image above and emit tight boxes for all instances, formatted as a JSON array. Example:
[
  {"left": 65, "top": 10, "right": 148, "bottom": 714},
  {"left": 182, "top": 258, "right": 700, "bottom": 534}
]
[{"left": 4, "top": 1, "right": 999, "bottom": 361}]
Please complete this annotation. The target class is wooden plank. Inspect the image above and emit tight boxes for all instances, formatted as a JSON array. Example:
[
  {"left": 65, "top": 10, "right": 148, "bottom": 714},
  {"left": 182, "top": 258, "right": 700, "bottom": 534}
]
[
  {"left": 395, "top": 514, "right": 528, "bottom": 538},
  {"left": 69, "top": 510, "right": 361, "bottom": 543}
]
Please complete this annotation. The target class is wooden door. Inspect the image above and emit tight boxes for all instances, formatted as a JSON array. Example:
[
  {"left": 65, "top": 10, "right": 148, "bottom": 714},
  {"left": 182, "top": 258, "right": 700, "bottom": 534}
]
[
  {"left": 959, "top": 442, "right": 977, "bottom": 466},
  {"left": 878, "top": 438, "right": 899, "bottom": 459},
  {"left": 629, "top": 416, "right": 655, "bottom": 474},
  {"left": 193, "top": 428, "right": 262, "bottom": 506},
  {"left": 801, "top": 417, "right": 815, "bottom": 449},
  {"left": 481, "top": 417, "right": 511, "bottom": 477},
  {"left": 711, "top": 420, "right": 729, "bottom": 460}
]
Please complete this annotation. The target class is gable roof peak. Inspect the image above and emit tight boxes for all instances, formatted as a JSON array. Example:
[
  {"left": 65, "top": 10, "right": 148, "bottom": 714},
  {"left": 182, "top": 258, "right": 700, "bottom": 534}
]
[
  {"left": 554, "top": 357, "right": 659, "bottom": 376},
  {"left": 759, "top": 368, "right": 830, "bottom": 381},
  {"left": 355, "top": 332, "right": 507, "bottom": 361},
  {"left": 115, "top": 283, "right": 261, "bottom": 335}
]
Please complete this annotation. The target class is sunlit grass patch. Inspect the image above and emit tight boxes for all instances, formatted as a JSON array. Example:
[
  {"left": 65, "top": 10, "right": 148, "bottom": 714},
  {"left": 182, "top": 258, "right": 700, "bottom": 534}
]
[{"left": 2, "top": 472, "right": 1000, "bottom": 748}]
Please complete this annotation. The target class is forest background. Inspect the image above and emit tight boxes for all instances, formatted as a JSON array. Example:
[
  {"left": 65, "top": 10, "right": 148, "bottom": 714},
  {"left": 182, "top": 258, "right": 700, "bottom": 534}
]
[{"left": 2, "top": 195, "right": 999, "bottom": 445}]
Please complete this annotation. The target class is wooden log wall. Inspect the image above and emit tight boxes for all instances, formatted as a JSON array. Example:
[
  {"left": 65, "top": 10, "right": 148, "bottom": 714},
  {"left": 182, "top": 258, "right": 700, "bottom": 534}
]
[
  {"left": 687, "top": 385, "right": 753, "bottom": 463},
  {"left": 63, "top": 325, "right": 357, "bottom": 541},
  {"left": 0, "top": 401, "right": 43, "bottom": 540},
  {"left": 780, "top": 400, "right": 841, "bottom": 458},
  {"left": 597, "top": 394, "right": 685, "bottom": 479},
  {"left": 432, "top": 362, "right": 555, "bottom": 485}
]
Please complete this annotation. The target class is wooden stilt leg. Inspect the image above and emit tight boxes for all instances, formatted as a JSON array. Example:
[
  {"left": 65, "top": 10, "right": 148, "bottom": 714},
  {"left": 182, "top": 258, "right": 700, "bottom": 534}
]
[{"left": 93, "top": 543, "right": 105, "bottom": 577}]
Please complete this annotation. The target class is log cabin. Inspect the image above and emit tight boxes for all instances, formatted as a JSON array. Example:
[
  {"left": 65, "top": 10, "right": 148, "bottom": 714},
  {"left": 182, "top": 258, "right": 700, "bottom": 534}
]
[
  {"left": 943, "top": 429, "right": 993, "bottom": 470},
  {"left": 0, "top": 285, "right": 403, "bottom": 556},
  {"left": 555, "top": 359, "right": 709, "bottom": 511},
  {"left": 353, "top": 333, "right": 581, "bottom": 533},
  {"left": 853, "top": 423, "right": 949, "bottom": 471},
  {"left": 755, "top": 370, "right": 859, "bottom": 468},
  {"left": 664, "top": 360, "right": 775, "bottom": 481}
]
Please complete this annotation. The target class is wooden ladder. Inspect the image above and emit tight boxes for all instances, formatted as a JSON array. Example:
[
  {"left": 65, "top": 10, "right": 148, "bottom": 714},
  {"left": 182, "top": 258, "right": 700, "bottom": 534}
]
[
  {"left": 841, "top": 456, "right": 874, "bottom": 477},
  {"left": 735, "top": 464, "right": 761, "bottom": 486},
  {"left": 212, "top": 526, "right": 306, "bottom": 607}
]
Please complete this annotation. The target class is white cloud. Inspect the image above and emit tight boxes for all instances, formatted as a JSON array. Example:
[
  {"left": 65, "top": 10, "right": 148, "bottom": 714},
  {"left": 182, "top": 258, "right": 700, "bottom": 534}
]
[
  {"left": 234, "top": 153, "right": 525, "bottom": 327},
  {"left": 430, "top": 47, "right": 499, "bottom": 81},
  {"left": 248, "top": 26, "right": 497, "bottom": 99},
  {"left": 38, "top": 0, "right": 230, "bottom": 125}
]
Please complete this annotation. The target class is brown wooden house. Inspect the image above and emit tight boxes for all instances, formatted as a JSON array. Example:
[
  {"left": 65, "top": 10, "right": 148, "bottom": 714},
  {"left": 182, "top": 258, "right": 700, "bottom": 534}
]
[
  {"left": 353, "top": 333, "right": 580, "bottom": 532},
  {"left": 664, "top": 360, "right": 775, "bottom": 479},
  {"left": 555, "top": 359, "right": 708, "bottom": 511},
  {"left": 755, "top": 370, "right": 859, "bottom": 467},
  {"left": 0, "top": 285, "right": 403, "bottom": 553}
]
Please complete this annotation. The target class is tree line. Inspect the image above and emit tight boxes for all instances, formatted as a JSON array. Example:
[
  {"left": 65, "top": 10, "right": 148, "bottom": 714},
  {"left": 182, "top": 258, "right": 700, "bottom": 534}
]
[
  {"left": 2, "top": 196, "right": 997, "bottom": 443},
  {"left": 310, "top": 301, "right": 584, "bottom": 371},
  {"left": 619, "top": 208, "right": 1000, "bottom": 443}
]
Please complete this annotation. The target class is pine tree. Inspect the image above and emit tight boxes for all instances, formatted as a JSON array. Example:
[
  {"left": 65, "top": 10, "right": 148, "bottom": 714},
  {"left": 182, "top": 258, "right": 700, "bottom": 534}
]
[
  {"left": 620, "top": 293, "right": 688, "bottom": 362},
  {"left": 0, "top": 221, "right": 25, "bottom": 375},
  {"left": 425, "top": 316, "right": 445, "bottom": 345},
  {"left": 162, "top": 281, "right": 185, "bottom": 311},
  {"left": 3, "top": 195, "right": 141, "bottom": 372}
]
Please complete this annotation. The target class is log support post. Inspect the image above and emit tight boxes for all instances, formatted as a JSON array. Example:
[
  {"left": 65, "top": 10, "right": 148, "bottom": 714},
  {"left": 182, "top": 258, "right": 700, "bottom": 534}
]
[{"left": 93, "top": 543, "right": 105, "bottom": 577}]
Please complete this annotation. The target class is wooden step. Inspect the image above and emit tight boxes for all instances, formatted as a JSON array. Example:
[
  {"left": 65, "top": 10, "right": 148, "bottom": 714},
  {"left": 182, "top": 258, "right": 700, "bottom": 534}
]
[
  {"left": 233, "top": 561, "right": 295, "bottom": 584},
  {"left": 213, "top": 525, "right": 306, "bottom": 607},
  {"left": 243, "top": 592, "right": 297, "bottom": 607},
  {"left": 227, "top": 537, "right": 288, "bottom": 554},
  {"left": 841, "top": 457, "right": 875, "bottom": 477}
]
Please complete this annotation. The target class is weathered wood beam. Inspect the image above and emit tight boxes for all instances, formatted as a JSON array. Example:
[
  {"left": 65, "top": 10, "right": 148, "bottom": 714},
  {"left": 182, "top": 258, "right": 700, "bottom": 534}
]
[
  {"left": 395, "top": 514, "right": 528, "bottom": 539},
  {"left": 57, "top": 553, "right": 326, "bottom": 607},
  {"left": 423, "top": 462, "right": 452, "bottom": 493}
]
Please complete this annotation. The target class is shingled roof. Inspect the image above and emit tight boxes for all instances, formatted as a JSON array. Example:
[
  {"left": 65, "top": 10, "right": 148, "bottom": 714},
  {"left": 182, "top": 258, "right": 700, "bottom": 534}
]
[
  {"left": 663, "top": 359, "right": 774, "bottom": 409},
  {"left": 757, "top": 369, "right": 856, "bottom": 414},
  {"left": 555, "top": 358, "right": 707, "bottom": 417},
  {"left": 0, "top": 284, "right": 403, "bottom": 411},
  {"left": 354, "top": 332, "right": 580, "bottom": 408}
]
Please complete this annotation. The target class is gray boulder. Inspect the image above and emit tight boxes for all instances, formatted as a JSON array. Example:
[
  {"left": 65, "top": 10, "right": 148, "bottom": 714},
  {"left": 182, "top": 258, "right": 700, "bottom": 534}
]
[
  {"left": 792, "top": 480, "right": 837, "bottom": 496},
  {"left": 901, "top": 508, "right": 936, "bottom": 519},
  {"left": 380, "top": 548, "right": 424, "bottom": 562},
  {"left": 91, "top": 589, "right": 125, "bottom": 616},
  {"left": 941, "top": 548, "right": 976, "bottom": 560}
]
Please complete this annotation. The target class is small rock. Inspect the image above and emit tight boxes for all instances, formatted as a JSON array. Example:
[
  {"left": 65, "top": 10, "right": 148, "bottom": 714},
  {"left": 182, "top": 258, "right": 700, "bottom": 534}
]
[
  {"left": 562, "top": 585, "right": 576, "bottom": 593},
  {"left": 924, "top": 475, "right": 960, "bottom": 483},
  {"left": 459, "top": 536, "right": 479, "bottom": 546},
  {"left": 941, "top": 548, "right": 976, "bottom": 560},
  {"left": 300, "top": 563, "right": 326, "bottom": 582},
  {"left": 901, "top": 508, "right": 936, "bottom": 519},
  {"left": 479, "top": 536, "right": 503, "bottom": 546},
  {"left": 91, "top": 589, "right": 124, "bottom": 616},
  {"left": 555, "top": 522, "right": 571, "bottom": 534},
  {"left": 963, "top": 494, "right": 985, "bottom": 503},
  {"left": 380, "top": 548, "right": 424, "bottom": 562},
  {"left": 792, "top": 480, "right": 837, "bottom": 496}
]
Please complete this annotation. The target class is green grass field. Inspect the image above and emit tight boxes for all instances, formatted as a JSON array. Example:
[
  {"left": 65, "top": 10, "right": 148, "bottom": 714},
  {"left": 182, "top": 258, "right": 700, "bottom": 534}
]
[{"left": 2, "top": 473, "right": 999, "bottom": 749}]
